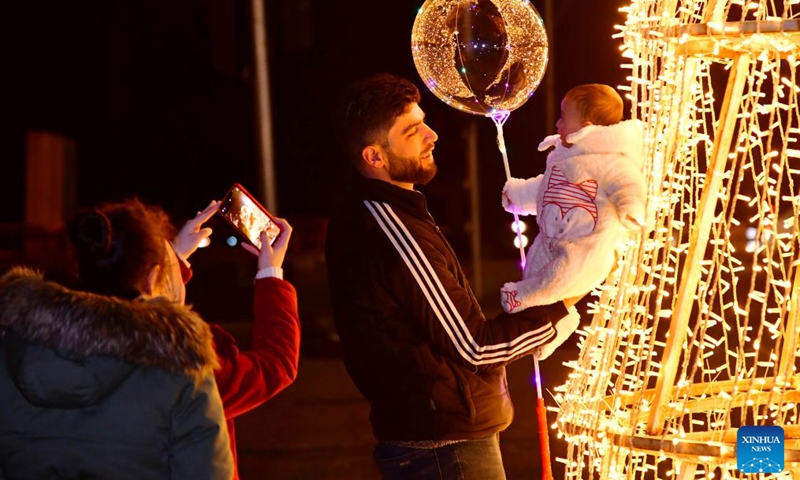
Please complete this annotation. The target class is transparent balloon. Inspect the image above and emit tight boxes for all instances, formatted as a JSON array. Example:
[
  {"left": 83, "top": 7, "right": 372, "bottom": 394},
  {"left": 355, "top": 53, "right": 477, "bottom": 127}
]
[{"left": 411, "top": 0, "right": 549, "bottom": 116}]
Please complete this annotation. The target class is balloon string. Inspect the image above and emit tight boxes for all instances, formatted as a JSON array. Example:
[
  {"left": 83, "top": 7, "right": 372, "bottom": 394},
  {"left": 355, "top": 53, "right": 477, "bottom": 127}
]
[
  {"left": 490, "top": 111, "right": 526, "bottom": 271},
  {"left": 491, "top": 111, "right": 553, "bottom": 479},
  {"left": 491, "top": 111, "right": 512, "bottom": 178}
]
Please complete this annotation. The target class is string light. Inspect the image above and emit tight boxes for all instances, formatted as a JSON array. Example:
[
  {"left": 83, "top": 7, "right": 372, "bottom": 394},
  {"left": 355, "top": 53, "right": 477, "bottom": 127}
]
[
  {"left": 511, "top": 219, "right": 528, "bottom": 248},
  {"left": 553, "top": 1, "right": 800, "bottom": 478}
]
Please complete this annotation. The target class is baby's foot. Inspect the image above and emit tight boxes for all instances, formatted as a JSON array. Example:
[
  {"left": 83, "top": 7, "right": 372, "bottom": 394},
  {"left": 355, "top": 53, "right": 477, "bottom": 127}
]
[
  {"left": 536, "top": 308, "right": 580, "bottom": 361},
  {"left": 500, "top": 282, "right": 524, "bottom": 313}
]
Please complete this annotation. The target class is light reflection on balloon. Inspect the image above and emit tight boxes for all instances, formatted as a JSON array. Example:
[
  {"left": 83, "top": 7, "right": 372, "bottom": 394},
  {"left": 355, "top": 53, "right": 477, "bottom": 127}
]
[{"left": 411, "top": 0, "right": 549, "bottom": 117}]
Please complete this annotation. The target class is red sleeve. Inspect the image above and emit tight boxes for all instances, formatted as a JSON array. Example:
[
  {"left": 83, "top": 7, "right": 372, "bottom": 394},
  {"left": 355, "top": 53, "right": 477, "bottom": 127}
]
[
  {"left": 178, "top": 255, "right": 193, "bottom": 284},
  {"left": 212, "top": 277, "right": 301, "bottom": 420}
]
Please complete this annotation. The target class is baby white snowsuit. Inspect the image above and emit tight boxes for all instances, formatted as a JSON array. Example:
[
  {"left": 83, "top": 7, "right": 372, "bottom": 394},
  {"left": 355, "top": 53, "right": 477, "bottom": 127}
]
[{"left": 501, "top": 119, "right": 647, "bottom": 316}]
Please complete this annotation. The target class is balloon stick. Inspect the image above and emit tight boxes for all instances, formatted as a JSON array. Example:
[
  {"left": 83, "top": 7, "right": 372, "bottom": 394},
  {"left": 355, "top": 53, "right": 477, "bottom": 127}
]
[
  {"left": 490, "top": 109, "right": 553, "bottom": 480},
  {"left": 490, "top": 111, "right": 526, "bottom": 270}
]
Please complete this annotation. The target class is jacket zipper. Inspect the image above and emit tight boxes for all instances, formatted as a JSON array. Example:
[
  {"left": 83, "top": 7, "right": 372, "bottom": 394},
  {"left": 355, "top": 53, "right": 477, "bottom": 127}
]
[{"left": 429, "top": 217, "right": 481, "bottom": 307}]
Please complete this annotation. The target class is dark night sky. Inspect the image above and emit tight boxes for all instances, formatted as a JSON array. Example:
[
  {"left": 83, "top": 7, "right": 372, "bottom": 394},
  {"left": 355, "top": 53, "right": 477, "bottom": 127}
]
[{"left": 6, "top": 0, "right": 627, "bottom": 260}]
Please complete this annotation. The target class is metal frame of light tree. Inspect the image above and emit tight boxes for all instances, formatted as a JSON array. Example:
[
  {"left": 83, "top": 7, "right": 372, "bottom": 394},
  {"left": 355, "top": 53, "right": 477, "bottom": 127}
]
[{"left": 553, "top": 0, "right": 800, "bottom": 478}]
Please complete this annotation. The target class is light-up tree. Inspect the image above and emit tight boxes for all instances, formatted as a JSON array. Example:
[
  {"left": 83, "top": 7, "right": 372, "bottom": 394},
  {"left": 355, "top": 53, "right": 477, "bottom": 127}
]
[{"left": 555, "top": 1, "right": 800, "bottom": 478}]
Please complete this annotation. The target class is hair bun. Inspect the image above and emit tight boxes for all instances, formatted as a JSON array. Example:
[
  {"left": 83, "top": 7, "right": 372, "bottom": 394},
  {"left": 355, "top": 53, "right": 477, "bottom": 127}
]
[{"left": 68, "top": 209, "right": 112, "bottom": 259}]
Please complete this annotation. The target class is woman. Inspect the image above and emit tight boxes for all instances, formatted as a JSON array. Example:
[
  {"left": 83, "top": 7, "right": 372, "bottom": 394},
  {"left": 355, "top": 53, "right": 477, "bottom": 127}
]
[
  {"left": 0, "top": 199, "right": 233, "bottom": 480},
  {"left": 172, "top": 199, "right": 301, "bottom": 480}
]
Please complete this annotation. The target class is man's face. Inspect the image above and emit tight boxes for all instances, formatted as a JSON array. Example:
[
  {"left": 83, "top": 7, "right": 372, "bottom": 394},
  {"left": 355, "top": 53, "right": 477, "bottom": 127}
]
[
  {"left": 556, "top": 97, "right": 585, "bottom": 146},
  {"left": 382, "top": 103, "right": 439, "bottom": 185}
]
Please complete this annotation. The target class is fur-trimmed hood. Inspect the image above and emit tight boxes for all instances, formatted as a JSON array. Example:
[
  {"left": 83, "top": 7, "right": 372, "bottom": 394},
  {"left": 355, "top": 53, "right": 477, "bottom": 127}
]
[
  {"left": 0, "top": 267, "right": 218, "bottom": 406},
  {"left": 538, "top": 119, "right": 644, "bottom": 169}
]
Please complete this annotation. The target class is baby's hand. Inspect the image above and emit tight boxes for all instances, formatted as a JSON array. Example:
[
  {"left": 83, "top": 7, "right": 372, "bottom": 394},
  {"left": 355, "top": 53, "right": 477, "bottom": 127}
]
[
  {"left": 502, "top": 177, "right": 541, "bottom": 216},
  {"left": 620, "top": 213, "right": 645, "bottom": 231},
  {"left": 501, "top": 189, "right": 516, "bottom": 213},
  {"left": 502, "top": 189, "right": 510, "bottom": 205}
]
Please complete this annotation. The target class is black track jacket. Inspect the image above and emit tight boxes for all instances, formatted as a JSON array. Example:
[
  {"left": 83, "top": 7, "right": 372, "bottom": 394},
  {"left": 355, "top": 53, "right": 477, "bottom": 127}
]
[{"left": 326, "top": 177, "right": 569, "bottom": 441}]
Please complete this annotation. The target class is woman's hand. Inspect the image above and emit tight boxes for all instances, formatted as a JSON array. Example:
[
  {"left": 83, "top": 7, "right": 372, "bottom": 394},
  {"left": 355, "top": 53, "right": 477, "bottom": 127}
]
[
  {"left": 172, "top": 201, "right": 219, "bottom": 259},
  {"left": 241, "top": 217, "right": 293, "bottom": 270}
]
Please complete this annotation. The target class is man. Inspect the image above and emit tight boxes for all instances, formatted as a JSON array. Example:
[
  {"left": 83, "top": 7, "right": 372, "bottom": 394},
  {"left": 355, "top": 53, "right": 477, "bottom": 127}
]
[{"left": 325, "top": 73, "right": 581, "bottom": 480}]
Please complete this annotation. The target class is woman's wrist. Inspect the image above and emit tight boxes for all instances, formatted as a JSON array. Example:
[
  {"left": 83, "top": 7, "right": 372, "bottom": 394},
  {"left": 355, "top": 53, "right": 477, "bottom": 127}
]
[{"left": 255, "top": 266, "right": 283, "bottom": 280}]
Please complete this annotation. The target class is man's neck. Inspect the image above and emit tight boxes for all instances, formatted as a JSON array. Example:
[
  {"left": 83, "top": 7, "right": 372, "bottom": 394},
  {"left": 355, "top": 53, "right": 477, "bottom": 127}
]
[
  {"left": 387, "top": 179, "right": 414, "bottom": 190},
  {"left": 361, "top": 169, "right": 414, "bottom": 190}
]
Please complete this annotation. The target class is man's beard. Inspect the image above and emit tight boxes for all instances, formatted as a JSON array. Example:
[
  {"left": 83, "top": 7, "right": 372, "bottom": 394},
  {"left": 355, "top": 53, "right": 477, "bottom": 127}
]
[{"left": 385, "top": 149, "right": 437, "bottom": 186}]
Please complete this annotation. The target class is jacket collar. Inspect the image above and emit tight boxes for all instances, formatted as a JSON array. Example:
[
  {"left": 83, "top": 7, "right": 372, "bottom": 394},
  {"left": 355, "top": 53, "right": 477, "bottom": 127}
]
[
  {"left": 0, "top": 267, "right": 218, "bottom": 381},
  {"left": 353, "top": 177, "right": 430, "bottom": 220}
]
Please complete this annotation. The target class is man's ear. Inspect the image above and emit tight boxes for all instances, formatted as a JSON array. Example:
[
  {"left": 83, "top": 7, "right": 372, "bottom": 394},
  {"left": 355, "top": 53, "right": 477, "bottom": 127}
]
[
  {"left": 361, "top": 145, "right": 385, "bottom": 169},
  {"left": 143, "top": 264, "right": 161, "bottom": 296}
]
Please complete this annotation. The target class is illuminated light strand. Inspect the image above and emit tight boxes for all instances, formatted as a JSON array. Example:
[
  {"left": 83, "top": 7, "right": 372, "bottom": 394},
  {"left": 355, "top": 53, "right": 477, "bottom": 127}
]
[{"left": 554, "top": 1, "right": 800, "bottom": 478}]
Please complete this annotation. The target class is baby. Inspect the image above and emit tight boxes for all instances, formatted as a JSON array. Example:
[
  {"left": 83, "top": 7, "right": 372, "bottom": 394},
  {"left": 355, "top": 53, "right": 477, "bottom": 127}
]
[{"left": 501, "top": 84, "right": 647, "bottom": 358}]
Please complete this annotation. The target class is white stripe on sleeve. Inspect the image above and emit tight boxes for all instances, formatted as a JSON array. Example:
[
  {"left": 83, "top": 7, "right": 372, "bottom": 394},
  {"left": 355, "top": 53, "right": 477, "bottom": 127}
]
[{"left": 365, "top": 200, "right": 555, "bottom": 365}]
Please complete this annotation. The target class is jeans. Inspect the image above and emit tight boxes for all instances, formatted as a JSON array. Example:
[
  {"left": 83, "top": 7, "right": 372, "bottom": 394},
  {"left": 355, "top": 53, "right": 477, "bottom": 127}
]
[{"left": 373, "top": 435, "right": 506, "bottom": 480}]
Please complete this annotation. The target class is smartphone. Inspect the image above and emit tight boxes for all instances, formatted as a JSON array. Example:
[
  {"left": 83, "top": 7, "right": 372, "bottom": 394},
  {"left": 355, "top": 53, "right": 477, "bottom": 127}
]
[{"left": 217, "top": 183, "right": 282, "bottom": 250}]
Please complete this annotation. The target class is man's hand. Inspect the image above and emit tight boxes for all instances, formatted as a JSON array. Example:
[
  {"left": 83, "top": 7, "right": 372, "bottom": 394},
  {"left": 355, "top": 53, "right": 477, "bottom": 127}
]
[
  {"left": 241, "top": 217, "right": 293, "bottom": 270},
  {"left": 172, "top": 201, "right": 219, "bottom": 260}
]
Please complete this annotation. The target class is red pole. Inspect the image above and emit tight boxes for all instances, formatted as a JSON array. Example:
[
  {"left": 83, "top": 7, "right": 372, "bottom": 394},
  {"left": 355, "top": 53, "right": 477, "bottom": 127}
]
[
  {"left": 534, "top": 356, "right": 553, "bottom": 480},
  {"left": 536, "top": 397, "right": 553, "bottom": 480}
]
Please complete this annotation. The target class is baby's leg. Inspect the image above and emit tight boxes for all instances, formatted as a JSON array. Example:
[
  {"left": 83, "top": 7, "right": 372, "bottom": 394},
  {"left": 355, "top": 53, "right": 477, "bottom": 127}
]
[
  {"left": 501, "top": 236, "right": 560, "bottom": 313},
  {"left": 502, "top": 235, "right": 614, "bottom": 313},
  {"left": 501, "top": 251, "right": 572, "bottom": 312}
]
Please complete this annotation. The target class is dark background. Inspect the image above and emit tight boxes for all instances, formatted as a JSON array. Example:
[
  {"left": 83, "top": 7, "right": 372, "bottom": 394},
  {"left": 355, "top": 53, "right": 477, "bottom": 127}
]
[
  {"left": 5, "top": 0, "right": 627, "bottom": 262},
  {"left": 4, "top": 2, "right": 631, "bottom": 478}
]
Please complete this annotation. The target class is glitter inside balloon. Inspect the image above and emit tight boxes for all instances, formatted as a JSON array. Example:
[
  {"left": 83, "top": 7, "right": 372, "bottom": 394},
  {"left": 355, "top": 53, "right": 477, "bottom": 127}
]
[{"left": 411, "top": 0, "right": 549, "bottom": 116}]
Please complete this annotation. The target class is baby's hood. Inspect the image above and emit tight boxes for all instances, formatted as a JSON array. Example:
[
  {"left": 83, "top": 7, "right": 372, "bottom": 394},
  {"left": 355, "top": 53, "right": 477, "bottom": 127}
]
[{"left": 539, "top": 119, "right": 645, "bottom": 168}]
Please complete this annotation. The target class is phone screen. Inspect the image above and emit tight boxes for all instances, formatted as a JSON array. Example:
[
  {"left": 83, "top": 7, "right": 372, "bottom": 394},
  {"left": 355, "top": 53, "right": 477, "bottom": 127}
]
[{"left": 218, "top": 185, "right": 280, "bottom": 249}]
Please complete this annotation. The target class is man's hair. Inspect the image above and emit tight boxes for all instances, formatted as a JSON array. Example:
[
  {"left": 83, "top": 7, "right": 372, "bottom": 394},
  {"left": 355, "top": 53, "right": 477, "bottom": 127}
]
[
  {"left": 338, "top": 73, "right": 421, "bottom": 167},
  {"left": 564, "top": 84, "right": 623, "bottom": 126}
]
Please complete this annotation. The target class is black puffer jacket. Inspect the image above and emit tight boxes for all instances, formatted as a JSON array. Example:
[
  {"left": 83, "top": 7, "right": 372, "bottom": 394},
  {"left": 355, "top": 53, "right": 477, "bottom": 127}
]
[
  {"left": 326, "top": 178, "right": 568, "bottom": 441},
  {"left": 0, "top": 267, "right": 232, "bottom": 480}
]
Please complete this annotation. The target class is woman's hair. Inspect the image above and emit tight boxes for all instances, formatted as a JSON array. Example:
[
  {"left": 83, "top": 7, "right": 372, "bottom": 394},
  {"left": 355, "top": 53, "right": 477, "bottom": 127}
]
[
  {"left": 564, "top": 84, "right": 623, "bottom": 126},
  {"left": 67, "top": 198, "right": 177, "bottom": 297},
  {"left": 338, "top": 73, "right": 421, "bottom": 167}
]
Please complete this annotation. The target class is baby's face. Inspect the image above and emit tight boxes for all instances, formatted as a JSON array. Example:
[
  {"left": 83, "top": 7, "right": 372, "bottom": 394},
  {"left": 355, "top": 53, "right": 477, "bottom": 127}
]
[{"left": 556, "top": 98, "right": 586, "bottom": 147}]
